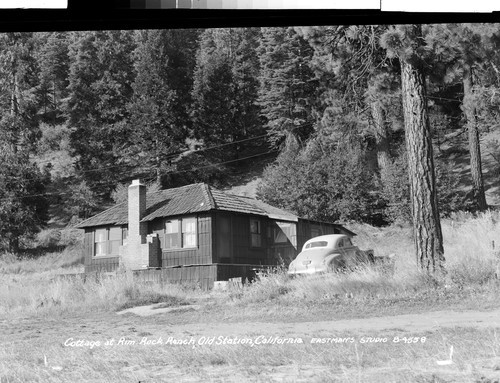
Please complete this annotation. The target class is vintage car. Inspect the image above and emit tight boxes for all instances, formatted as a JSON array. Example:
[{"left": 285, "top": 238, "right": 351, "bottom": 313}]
[{"left": 287, "top": 234, "right": 374, "bottom": 275}]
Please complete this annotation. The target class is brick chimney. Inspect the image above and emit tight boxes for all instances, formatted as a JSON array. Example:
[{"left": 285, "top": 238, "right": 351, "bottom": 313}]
[
  {"left": 128, "top": 179, "right": 147, "bottom": 244},
  {"left": 119, "top": 179, "right": 160, "bottom": 270}
]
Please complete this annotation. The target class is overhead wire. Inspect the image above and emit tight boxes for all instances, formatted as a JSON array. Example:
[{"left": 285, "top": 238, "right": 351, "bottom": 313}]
[{"left": 0, "top": 148, "right": 280, "bottom": 202}]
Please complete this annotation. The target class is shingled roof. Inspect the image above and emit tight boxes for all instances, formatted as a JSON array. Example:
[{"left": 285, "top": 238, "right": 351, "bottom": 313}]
[{"left": 75, "top": 183, "right": 299, "bottom": 229}]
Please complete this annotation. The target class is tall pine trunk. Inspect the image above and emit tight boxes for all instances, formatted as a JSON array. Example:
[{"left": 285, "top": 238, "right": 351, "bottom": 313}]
[
  {"left": 370, "top": 99, "right": 391, "bottom": 179},
  {"left": 463, "top": 65, "right": 487, "bottom": 211},
  {"left": 400, "top": 32, "right": 444, "bottom": 272}
]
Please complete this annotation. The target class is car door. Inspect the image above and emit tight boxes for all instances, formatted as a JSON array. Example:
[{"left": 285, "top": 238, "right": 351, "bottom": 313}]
[{"left": 334, "top": 238, "right": 347, "bottom": 268}]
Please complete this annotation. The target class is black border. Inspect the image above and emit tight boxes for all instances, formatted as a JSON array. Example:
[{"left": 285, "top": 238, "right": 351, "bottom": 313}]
[{"left": 0, "top": 2, "right": 499, "bottom": 32}]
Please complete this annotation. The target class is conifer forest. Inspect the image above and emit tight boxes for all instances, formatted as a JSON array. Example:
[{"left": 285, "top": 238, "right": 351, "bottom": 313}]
[{"left": 2, "top": 25, "right": 500, "bottom": 271}]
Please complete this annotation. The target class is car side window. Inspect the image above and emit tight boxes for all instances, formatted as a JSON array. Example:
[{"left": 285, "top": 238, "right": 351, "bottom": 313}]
[
  {"left": 344, "top": 238, "right": 352, "bottom": 247},
  {"left": 337, "top": 239, "right": 343, "bottom": 248}
]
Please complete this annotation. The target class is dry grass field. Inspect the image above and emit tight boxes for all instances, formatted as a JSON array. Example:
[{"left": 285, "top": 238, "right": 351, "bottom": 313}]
[{"left": 1, "top": 211, "right": 500, "bottom": 382}]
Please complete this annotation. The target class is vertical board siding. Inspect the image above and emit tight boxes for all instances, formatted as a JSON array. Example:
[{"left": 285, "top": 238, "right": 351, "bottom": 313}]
[
  {"left": 84, "top": 256, "right": 119, "bottom": 273},
  {"left": 161, "top": 214, "right": 212, "bottom": 267},
  {"left": 296, "top": 220, "right": 343, "bottom": 252},
  {"left": 133, "top": 264, "right": 217, "bottom": 289},
  {"left": 84, "top": 228, "right": 120, "bottom": 273},
  {"left": 84, "top": 229, "right": 93, "bottom": 267},
  {"left": 230, "top": 214, "right": 269, "bottom": 265},
  {"left": 131, "top": 264, "right": 264, "bottom": 289}
]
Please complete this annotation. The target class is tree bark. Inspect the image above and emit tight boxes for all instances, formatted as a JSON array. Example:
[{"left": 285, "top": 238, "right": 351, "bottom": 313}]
[
  {"left": 370, "top": 99, "right": 391, "bottom": 180},
  {"left": 400, "top": 30, "right": 444, "bottom": 272},
  {"left": 462, "top": 65, "right": 488, "bottom": 211}
]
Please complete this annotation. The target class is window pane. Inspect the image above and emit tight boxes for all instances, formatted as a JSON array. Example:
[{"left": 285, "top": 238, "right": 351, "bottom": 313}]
[
  {"left": 183, "top": 233, "right": 196, "bottom": 248},
  {"left": 250, "top": 219, "right": 261, "bottom": 247},
  {"left": 95, "top": 228, "right": 107, "bottom": 242},
  {"left": 182, "top": 218, "right": 196, "bottom": 232},
  {"left": 109, "top": 227, "right": 121, "bottom": 241},
  {"left": 166, "top": 220, "right": 179, "bottom": 234},
  {"left": 95, "top": 228, "right": 107, "bottom": 256},
  {"left": 274, "top": 222, "right": 291, "bottom": 243},
  {"left": 309, "top": 241, "right": 328, "bottom": 248},
  {"left": 250, "top": 219, "right": 260, "bottom": 234},
  {"left": 251, "top": 233, "right": 262, "bottom": 247},
  {"left": 95, "top": 242, "right": 106, "bottom": 256},
  {"left": 109, "top": 240, "right": 121, "bottom": 255},
  {"left": 165, "top": 233, "right": 179, "bottom": 249},
  {"left": 182, "top": 218, "right": 196, "bottom": 248}
]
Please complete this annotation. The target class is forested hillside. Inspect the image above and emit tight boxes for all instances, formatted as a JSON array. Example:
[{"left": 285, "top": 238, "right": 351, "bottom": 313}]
[{"left": 1, "top": 25, "right": 500, "bottom": 254}]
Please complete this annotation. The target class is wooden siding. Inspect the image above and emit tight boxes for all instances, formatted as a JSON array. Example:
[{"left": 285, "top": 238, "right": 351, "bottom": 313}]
[
  {"left": 161, "top": 214, "right": 212, "bottom": 266},
  {"left": 132, "top": 264, "right": 266, "bottom": 289},
  {"left": 133, "top": 265, "right": 217, "bottom": 290},
  {"left": 297, "top": 220, "right": 343, "bottom": 252},
  {"left": 214, "top": 212, "right": 269, "bottom": 265},
  {"left": 84, "top": 256, "right": 119, "bottom": 273},
  {"left": 84, "top": 226, "right": 125, "bottom": 273}
]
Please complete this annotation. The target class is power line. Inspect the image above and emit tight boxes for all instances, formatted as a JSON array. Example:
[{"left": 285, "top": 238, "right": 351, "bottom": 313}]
[
  {"left": 31, "top": 132, "right": 270, "bottom": 175},
  {"left": 0, "top": 149, "right": 279, "bottom": 202}
]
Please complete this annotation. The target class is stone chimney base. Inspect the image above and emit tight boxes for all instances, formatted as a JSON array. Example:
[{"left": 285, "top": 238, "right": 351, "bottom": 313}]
[{"left": 119, "top": 234, "right": 161, "bottom": 270}]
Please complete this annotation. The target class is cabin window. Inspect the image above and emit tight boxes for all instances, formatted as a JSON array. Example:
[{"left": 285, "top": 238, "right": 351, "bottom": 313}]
[
  {"left": 108, "top": 227, "right": 122, "bottom": 255},
  {"left": 250, "top": 218, "right": 262, "bottom": 247},
  {"left": 163, "top": 217, "right": 197, "bottom": 250},
  {"left": 94, "top": 227, "right": 123, "bottom": 257},
  {"left": 272, "top": 222, "right": 297, "bottom": 246},
  {"left": 182, "top": 217, "right": 197, "bottom": 248},
  {"left": 94, "top": 228, "right": 107, "bottom": 256},
  {"left": 165, "top": 219, "right": 180, "bottom": 249}
]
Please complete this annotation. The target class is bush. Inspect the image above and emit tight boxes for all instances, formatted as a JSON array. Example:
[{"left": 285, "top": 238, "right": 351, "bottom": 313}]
[{"left": 257, "top": 136, "right": 378, "bottom": 223}]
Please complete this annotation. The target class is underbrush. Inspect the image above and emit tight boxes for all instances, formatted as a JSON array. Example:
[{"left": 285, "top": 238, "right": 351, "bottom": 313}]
[
  {"left": 0, "top": 245, "right": 84, "bottom": 274},
  {"left": 1, "top": 210, "right": 499, "bottom": 320},
  {"left": 231, "top": 210, "right": 500, "bottom": 314},
  {"left": 0, "top": 272, "right": 194, "bottom": 318}
]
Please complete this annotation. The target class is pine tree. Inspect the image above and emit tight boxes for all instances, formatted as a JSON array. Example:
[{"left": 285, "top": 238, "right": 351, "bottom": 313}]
[
  {"left": 0, "top": 147, "right": 49, "bottom": 253},
  {"left": 128, "top": 29, "right": 199, "bottom": 185},
  {"left": 258, "top": 27, "right": 318, "bottom": 147},
  {"left": 425, "top": 23, "right": 499, "bottom": 212},
  {"left": 34, "top": 32, "right": 70, "bottom": 125},
  {"left": 381, "top": 25, "right": 445, "bottom": 273},
  {"left": 67, "top": 31, "right": 135, "bottom": 199},
  {"left": 0, "top": 33, "right": 41, "bottom": 154},
  {"left": 191, "top": 28, "right": 262, "bottom": 162}
]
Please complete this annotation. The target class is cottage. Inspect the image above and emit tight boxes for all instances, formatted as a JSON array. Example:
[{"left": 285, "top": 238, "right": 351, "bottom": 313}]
[{"left": 76, "top": 180, "right": 355, "bottom": 288}]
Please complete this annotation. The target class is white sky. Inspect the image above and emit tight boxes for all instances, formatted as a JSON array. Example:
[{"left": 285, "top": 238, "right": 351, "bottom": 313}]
[{"left": 0, "top": 0, "right": 67, "bottom": 8}]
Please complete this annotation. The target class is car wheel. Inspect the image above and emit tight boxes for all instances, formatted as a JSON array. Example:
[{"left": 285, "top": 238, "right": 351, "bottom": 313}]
[{"left": 333, "top": 259, "right": 347, "bottom": 273}]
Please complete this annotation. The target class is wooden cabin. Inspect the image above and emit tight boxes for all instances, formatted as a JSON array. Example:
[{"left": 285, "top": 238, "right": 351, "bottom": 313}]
[{"left": 76, "top": 180, "right": 355, "bottom": 288}]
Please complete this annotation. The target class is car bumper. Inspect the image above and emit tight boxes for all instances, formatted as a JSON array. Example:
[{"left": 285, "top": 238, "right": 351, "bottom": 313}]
[{"left": 287, "top": 265, "right": 328, "bottom": 275}]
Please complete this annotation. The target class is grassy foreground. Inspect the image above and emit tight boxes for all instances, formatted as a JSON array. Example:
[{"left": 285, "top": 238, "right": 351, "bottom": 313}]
[
  {"left": 2, "top": 210, "right": 500, "bottom": 320},
  {"left": 1, "top": 211, "right": 500, "bottom": 382}
]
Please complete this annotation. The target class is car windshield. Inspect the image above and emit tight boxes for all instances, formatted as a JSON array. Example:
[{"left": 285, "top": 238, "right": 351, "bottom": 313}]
[{"left": 305, "top": 241, "right": 328, "bottom": 249}]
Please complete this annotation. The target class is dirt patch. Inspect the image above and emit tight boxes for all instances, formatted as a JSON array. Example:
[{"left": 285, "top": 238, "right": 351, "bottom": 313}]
[{"left": 117, "top": 303, "right": 202, "bottom": 316}]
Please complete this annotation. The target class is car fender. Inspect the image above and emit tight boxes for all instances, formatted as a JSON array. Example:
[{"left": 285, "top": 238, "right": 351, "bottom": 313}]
[{"left": 324, "top": 253, "right": 343, "bottom": 270}]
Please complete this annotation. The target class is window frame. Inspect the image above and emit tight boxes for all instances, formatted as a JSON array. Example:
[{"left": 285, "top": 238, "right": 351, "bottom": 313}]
[
  {"left": 181, "top": 217, "right": 197, "bottom": 249},
  {"left": 164, "top": 219, "right": 180, "bottom": 250},
  {"left": 271, "top": 221, "right": 297, "bottom": 246},
  {"left": 162, "top": 216, "right": 198, "bottom": 251},
  {"left": 93, "top": 226, "right": 124, "bottom": 258},
  {"left": 250, "top": 218, "right": 262, "bottom": 248}
]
